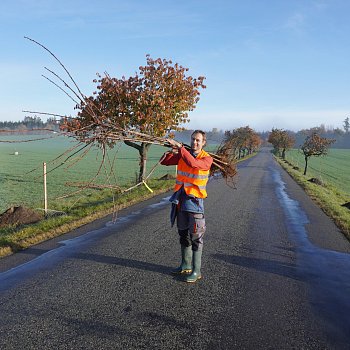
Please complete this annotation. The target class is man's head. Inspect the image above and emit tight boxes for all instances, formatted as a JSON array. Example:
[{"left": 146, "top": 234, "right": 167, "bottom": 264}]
[{"left": 191, "top": 130, "right": 206, "bottom": 154}]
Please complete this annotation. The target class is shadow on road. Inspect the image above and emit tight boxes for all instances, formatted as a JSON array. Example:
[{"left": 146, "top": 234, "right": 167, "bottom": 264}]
[
  {"left": 212, "top": 253, "right": 300, "bottom": 281},
  {"left": 74, "top": 252, "right": 172, "bottom": 276},
  {"left": 141, "top": 311, "right": 189, "bottom": 329},
  {"left": 61, "top": 315, "right": 134, "bottom": 339},
  {"left": 240, "top": 245, "right": 296, "bottom": 259}
]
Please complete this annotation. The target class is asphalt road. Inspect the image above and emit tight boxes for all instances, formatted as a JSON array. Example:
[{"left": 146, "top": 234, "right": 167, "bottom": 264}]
[{"left": 1, "top": 148, "right": 350, "bottom": 350}]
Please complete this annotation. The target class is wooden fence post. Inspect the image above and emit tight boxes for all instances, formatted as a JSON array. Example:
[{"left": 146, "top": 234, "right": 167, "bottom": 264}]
[{"left": 43, "top": 162, "right": 47, "bottom": 213}]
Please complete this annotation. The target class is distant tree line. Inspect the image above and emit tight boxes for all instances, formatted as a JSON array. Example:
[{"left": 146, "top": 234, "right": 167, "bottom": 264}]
[
  {"left": 291, "top": 123, "right": 349, "bottom": 149},
  {"left": 260, "top": 118, "right": 350, "bottom": 149},
  {"left": 0, "top": 116, "right": 60, "bottom": 133}
]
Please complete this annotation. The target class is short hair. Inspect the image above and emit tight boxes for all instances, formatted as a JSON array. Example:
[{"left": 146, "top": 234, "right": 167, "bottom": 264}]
[{"left": 191, "top": 129, "right": 207, "bottom": 142}]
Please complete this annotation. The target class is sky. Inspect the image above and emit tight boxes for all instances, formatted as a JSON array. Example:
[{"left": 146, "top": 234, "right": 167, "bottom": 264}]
[{"left": 1, "top": 0, "right": 350, "bottom": 132}]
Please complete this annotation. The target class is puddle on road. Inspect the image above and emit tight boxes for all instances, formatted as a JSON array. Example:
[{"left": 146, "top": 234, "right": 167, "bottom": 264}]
[
  {"left": 0, "top": 196, "right": 171, "bottom": 292},
  {"left": 272, "top": 168, "right": 350, "bottom": 343}
]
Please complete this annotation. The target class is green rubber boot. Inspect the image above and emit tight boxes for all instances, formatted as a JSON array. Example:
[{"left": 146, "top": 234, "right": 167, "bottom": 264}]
[
  {"left": 171, "top": 245, "right": 192, "bottom": 275},
  {"left": 184, "top": 248, "right": 202, "bottom": 283}
]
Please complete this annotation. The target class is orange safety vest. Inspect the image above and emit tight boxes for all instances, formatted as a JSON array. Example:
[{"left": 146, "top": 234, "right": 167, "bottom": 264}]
[{"left": 174, "top": 149, "right": 210, "bottom": 198}]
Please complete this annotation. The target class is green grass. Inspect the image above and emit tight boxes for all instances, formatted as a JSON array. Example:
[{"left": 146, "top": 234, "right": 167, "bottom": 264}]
[
  {"left": 285, "top": 149, "right": 350, "bottom": 195},
  {"left": 0, "top": 135, "right": 220, "bottom": 213},
  {"left": 0, "top": 135, "right": 179, "bottom": 213}
]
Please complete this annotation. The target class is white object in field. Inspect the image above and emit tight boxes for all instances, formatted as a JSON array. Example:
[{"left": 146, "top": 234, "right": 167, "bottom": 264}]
[{"left": 14, "top": 151, "right": 19, "bottom": 155}]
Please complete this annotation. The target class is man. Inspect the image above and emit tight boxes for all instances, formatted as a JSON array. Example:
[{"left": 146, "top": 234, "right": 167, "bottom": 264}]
[{"left": 161, "top": 130, "right": 213, "bottom": 283}]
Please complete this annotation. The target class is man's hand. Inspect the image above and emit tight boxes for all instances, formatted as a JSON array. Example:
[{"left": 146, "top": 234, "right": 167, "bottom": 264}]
[{"left": 166, "top": 138, "right": 183, "bottom": 149}]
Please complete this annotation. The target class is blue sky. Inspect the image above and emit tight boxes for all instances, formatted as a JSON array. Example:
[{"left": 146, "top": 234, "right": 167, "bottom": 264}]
[{"left": 1, "top": 0, "right": 350, "bottom": 132}]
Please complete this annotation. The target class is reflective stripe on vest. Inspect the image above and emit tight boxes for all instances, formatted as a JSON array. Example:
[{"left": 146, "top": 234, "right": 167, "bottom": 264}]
[
  {"left": 174, "top": 149, "right": 210, "bottom": 198},
  {"left": 177, "top": 170, "right": 209, "bottom": 180}
]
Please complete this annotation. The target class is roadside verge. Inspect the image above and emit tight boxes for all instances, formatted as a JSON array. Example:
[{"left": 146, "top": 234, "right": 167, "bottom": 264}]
[
  {"left": 0, "top": 179, "right": 174, "bottom": 258},
  {"left": 275, "top": 156, "right": 350, "bottom": 241}
]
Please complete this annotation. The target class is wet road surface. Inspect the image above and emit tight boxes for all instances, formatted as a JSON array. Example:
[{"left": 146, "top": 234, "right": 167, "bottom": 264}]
[{"left": 1, "top": 148, "right": 350, "bottom": 349}]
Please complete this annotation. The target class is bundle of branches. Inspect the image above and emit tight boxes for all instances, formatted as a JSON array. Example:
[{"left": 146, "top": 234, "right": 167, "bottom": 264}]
[
  {"left": 61, "top": 122, "right": 237, "bottom": 185},
  {"left": 208, "top": 142, "right": 237, "bottom": 185},
  {"left": 167, "top": 141, "right": 236, "bottom": 183},
  {"left": 60, "top": 118, "right": 237, "bottom": 176}
]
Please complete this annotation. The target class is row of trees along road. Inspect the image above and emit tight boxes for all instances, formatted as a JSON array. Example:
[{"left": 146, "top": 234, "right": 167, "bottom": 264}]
[
  {"left": 223, "top": 126, "right": 262, "bottom": 159},
  {"left": 261, "top": 118, "right": 350, "bottom": 150},
  {"left": 267, "top": 128, "right": 295, "bottom": 160},
  {"left": 268, "top": 128, "right": 336, "bottom": 175}
]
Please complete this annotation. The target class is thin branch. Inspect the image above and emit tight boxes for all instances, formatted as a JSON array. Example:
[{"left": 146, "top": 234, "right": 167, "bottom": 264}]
[
  {"left": 42, "top": 74, "right": 80, "bottom": 105},
  {"left": 25, "top": 36, "right": 85, "bottom": 100},
  {"left": 22, "top": 110, "right": 67, "bottom": 118}
]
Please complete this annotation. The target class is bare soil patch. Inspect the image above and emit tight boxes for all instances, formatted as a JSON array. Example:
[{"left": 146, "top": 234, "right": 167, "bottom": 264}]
[{"left": 0, "top": 206, "right": 42, "bottom": 228}]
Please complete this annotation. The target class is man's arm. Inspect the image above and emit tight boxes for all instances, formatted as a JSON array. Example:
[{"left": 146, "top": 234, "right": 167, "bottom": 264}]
[
  {"left": 180, "top": 147, "right": 213, "bottom": 170},
  {"left": 160, "top": 138, "right": 183, "bottom": 166},
  {"left": 160, "top": 151, "right": 180, "bottom": 166}
]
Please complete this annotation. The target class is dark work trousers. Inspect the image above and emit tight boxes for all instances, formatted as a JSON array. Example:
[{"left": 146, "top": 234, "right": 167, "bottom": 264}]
[{"left": 177, "top": 210, "right": 206, "bottom": 251}]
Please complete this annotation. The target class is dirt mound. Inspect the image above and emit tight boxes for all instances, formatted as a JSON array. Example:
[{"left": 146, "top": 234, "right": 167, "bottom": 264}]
[
  {"left": 0, "top": 206, "right": 42, "bottom": 228},
  {"left": 308, "top": 177, "right": 324, "bottom": 186},
  {"left": 341, "top": 202, "right": 350, "bottom": 210}
]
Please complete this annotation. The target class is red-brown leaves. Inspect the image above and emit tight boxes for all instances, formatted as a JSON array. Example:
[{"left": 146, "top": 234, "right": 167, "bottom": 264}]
[
  {"left": 300, "top": 132, "right": 335, "bottom": 175},
  {"left": 268, "top": 128, "right": 295, "bottom": 157},
  {"left": 301, "top": 133, "right": 335, "bottom": 158},
  {"left": 61, "top": 55, "right": 206, "bottom": 147}
]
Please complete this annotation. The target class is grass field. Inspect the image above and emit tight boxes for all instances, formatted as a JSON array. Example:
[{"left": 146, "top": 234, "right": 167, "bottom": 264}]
[
  {"left": 0, "top": 135, "right": 183, "bottom": 213},
  {"left": 285, "top": 148, "right": 350, "bottom": 195}
]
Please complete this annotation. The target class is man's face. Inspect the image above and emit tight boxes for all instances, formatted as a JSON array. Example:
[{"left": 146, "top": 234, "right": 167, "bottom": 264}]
[{"left": 191, "top": 133, "right": 205, "bottom": 154}]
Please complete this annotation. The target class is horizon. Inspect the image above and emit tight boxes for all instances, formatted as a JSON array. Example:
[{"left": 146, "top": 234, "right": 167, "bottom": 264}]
[{"left": 0, "top": 116, "right": 347, "bottom": 135}]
